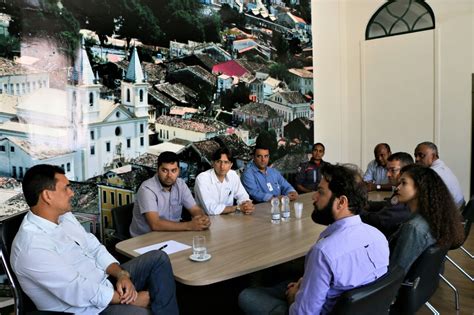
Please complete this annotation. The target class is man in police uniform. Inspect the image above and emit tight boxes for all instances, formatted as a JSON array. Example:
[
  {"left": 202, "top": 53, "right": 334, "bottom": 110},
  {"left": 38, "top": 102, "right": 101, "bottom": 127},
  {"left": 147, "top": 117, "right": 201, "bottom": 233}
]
[{"left": 295, "top": 143, "right": 327, "bottom": 193}]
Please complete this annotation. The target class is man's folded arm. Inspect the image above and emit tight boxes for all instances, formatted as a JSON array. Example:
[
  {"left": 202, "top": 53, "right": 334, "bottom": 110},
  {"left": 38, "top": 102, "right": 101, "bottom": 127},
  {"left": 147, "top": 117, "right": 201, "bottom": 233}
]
[
  {"left": 194, "top": 182, "right": 224, "bottom": 215},
  {"left": 18, "top": 248, "right": 114, "bottom": 309}
]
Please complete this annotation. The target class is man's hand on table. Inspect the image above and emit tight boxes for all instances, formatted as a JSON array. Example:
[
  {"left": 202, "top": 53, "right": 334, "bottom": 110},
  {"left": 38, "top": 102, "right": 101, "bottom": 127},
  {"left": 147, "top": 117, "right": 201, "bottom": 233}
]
[
  {"left": 189, "top": 215, "right": 211, "bottom": 230},
  {"left": 287, "top": 191, "right": 298, "bottom": 201},
  {"left": 240, "top": 200, "right": 255, "bottom": 215}
]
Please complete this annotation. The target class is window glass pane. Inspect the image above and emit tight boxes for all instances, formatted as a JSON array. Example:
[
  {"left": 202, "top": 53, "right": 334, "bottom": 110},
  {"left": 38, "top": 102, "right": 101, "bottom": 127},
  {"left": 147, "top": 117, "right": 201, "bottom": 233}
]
[{"left": 366, "top": 0, "right": 435, "bottom": 40}]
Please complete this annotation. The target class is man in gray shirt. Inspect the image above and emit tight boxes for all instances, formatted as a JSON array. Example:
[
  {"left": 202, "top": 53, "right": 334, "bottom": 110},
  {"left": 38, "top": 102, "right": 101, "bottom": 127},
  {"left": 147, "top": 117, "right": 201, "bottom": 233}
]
[{"left": 130, "top": 151, "right": 210, "bottom": 236}]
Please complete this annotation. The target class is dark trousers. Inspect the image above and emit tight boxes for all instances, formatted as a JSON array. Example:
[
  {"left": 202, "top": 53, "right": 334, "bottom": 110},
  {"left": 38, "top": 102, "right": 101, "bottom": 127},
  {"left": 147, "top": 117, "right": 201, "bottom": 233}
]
[{"left": 101, "top": 250, "right": 178, "bottom": 315}]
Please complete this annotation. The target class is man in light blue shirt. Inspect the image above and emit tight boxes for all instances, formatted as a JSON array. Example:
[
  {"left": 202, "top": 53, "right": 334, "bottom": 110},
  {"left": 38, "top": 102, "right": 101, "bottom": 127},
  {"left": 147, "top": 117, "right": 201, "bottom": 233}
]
[
  {"left": 241, "top": 145, "right": 298, "bottom": 203},
  {"left": 239, "top": 164, "right": 389, "bottom": 314},
  {"left": 11, "top": 164, "right": 178, "bottom": 314},
  {"left": 363, "top": 143, "right": 391, "bottom": 191},
  {"left": 130, "top": 151, "right": 210, "bottom": 236}
]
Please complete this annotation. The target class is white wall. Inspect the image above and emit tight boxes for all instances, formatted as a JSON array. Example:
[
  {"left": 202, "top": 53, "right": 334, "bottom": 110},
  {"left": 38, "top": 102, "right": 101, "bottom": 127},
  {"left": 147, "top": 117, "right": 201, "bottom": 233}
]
[
  {"left": 312, "top": 0, "right": 473, "bottom": 198},
  {"left": 361, "top": 31, "right": 435, "bottom": 167}
]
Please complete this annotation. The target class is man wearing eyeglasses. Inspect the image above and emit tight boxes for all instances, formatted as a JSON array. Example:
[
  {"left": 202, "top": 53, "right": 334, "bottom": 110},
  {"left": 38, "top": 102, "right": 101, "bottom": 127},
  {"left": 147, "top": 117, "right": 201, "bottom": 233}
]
[
  {"left": 360, "top": 152, "right": 413, "bottom": 237},
  {"left": 195, "top": 147, "right": 255, "bottom": 215},
  {"left": 241, "top": 145, "right": 298, "bottom": 203}
]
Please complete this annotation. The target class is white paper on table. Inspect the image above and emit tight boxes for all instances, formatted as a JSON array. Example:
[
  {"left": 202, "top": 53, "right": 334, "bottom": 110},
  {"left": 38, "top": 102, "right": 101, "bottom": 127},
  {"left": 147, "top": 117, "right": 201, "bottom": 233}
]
[{"left": 134, "top": 240, "right": 191, "bottom": 255}]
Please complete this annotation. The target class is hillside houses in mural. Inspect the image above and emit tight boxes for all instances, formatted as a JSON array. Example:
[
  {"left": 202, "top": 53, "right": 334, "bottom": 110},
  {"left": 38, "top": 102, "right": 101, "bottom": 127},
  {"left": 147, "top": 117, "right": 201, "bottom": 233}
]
[{"left": 0, "top": 0, "right": 313, "bottom": 239}]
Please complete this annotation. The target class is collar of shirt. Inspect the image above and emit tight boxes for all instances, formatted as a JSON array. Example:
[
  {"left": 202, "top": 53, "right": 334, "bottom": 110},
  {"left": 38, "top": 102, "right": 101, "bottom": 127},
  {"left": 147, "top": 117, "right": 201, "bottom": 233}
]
[
  {"left": 154, "top": 174, "right": 176, "bottom": 192},
  {"left": 210, "top": 169, "right": 229, "bottom": 184},
  {"left": 249, "top": 161, "right": 268, "bottom": 174},
  {"left": 430, "top": 159, "right": 442, "bottom": 168},
  {"left": 319, "top": 215, "right": 362, "bottom": 240},
  {"left": 27, "top": 211, "right": 61, "bottom": 234},
  {"left": 309, "top": 159, "right": 323, "bottom": 167}
]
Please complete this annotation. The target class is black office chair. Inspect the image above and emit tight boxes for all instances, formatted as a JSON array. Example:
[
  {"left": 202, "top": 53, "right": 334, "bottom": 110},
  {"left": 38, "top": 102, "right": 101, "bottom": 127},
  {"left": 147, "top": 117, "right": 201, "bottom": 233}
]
[
  {"left": 0, "top": 211, "right": 72, "bottom": 314},
  {"left": 330, "top": 265, "right": 405, "bottom": 315},
  {"left": 390, "top": 245, "right": 448, "bottom": 315},
  {"left": 111, "top": 203, "right": 134, "bottom": 241},
  {"left": 446, "top": 197, "right": 474, "bottom": 274},
  {"left": 437, "top": 196, "right": 474, "bottom": 311}
]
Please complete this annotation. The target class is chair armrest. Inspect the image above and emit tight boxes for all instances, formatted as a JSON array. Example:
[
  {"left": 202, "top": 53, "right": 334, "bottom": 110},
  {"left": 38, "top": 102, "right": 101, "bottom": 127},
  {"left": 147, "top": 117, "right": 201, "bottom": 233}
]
[{"left": 401, "top": 277, "right": 420, "bottom": 289}]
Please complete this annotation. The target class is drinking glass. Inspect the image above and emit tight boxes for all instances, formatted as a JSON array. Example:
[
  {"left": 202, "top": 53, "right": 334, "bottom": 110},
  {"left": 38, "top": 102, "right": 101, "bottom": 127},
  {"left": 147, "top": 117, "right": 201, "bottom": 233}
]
[
  {"left": 193, "top": 235, "right": 207, "bottom": 259},
  {"left": 294, "top": 202, "right": 303, "bottom": 219}
]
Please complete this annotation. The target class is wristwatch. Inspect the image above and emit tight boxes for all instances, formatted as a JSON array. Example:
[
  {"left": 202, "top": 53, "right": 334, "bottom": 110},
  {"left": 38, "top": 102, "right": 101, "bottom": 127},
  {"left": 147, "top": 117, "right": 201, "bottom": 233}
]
[{"left": 376, "top": 184, "right": 381, "bottom": 190}]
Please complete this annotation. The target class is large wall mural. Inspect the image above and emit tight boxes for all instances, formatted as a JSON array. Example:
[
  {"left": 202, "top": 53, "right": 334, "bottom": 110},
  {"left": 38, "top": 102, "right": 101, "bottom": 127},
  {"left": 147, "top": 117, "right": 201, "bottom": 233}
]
[{"left": 0, "top": 0, "right": 313, "bottom": 241}]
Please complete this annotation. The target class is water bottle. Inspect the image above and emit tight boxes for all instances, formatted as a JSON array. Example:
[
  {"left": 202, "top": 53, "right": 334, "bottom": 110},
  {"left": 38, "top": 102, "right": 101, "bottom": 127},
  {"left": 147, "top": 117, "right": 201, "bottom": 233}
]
[
  {"left": 271, "top": 197, "right": 281, "bottom": 224},
  {"left": 281, "top": 196, "right": 290, "bottom": 222}
]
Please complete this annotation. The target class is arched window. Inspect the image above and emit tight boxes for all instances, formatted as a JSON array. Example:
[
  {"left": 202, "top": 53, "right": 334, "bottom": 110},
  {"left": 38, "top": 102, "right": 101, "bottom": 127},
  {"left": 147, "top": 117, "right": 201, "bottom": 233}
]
[
  {"left": 126, "top": 89, "right": 131, "bottom": 102},
  {"left": 115, "top": 126, "right": 121, "bottom": 136},
  {"left": 139, "top": 89, "right": 144, "bottom": 102},
  {"left": 89, "top": 92, "right": 94, "bottom": 106},
  {"left": 366, "top": 0, "right": 435, "bottom": 40}
]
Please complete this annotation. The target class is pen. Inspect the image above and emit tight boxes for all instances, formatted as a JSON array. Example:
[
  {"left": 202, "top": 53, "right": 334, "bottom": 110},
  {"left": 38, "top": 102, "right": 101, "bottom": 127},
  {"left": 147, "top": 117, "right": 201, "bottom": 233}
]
[{"left": 158, "top": 244, "right": 168, "bottom": 251}]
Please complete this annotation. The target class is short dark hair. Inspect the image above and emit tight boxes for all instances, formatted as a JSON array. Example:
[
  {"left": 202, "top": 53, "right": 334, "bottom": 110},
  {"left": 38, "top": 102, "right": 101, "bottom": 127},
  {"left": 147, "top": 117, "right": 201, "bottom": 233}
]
[
  {"left": 212, "top": 147, "right": 233, "bottom": 162},
  {"left": 387, "top": 152, "right": 414, "bottom": 167},
  {"left": 375, "top": 143, "right": 391, "bottom": 153},
  {"left": 253, "top": 144, "right": 270, "bottom": 155},
  {"left": 22, "top": 164, "right": 65, "bottom": 207},
  {"left": 416, "top": 141, "right": 439, "bottom": 158},
  {"left": 157, "top": 151, "right": 180, "bottom": 168},
  {"left": 313, "top": 142, "right": 325, "bottom": 152},
  {"left": 320, "top": 163, "right": 367, "bottom": 214}
]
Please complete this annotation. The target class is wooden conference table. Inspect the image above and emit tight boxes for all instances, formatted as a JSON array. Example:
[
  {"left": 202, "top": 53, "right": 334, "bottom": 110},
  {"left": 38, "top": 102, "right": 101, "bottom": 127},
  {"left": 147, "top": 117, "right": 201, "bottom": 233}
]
[{"left": 116, "top": 191, "right": 391, "bottom": 286}]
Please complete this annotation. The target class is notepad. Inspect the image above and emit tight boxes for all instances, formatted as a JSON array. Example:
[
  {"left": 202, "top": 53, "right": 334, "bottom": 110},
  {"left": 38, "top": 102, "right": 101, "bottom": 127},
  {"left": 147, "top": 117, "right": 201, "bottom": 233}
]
[{"left": 134, "top": 240, "right": 191, "bottom": 255}]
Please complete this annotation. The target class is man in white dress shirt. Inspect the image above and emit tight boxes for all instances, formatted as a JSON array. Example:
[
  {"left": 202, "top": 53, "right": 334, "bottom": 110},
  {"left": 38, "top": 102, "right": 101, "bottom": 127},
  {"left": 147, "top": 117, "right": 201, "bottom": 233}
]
[
  {"left": 414, "top": 141, "right": 465, "bottom": 208},
  {"left": 195, "top": 147, "right": 255, "bottom": 215},
  {"left": 11, "top": 164, "right": 178, "bottom": 314}
]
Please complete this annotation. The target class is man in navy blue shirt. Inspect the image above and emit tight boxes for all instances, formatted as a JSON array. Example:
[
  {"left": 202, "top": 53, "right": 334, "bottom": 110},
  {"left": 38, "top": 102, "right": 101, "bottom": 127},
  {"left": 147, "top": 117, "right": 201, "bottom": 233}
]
[
  {"left": 295, "top": 143, "right": 328, "bottom": 193},
  {"left": 241, "top": 145, "right": 298, "bottom": 203}
]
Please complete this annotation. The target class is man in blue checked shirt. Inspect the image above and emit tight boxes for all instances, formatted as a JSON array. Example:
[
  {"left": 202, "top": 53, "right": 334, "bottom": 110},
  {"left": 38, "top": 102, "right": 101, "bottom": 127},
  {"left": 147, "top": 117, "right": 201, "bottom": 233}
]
[{"left": 241, "top": 145, "right": 298, "bottom": 203}]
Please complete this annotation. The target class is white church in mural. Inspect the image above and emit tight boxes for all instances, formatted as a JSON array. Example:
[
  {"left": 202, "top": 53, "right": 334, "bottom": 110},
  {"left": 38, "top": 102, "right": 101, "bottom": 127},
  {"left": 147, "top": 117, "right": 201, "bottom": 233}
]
[{"left": 0, "top": 42, "right": 149, "bottom": 181}]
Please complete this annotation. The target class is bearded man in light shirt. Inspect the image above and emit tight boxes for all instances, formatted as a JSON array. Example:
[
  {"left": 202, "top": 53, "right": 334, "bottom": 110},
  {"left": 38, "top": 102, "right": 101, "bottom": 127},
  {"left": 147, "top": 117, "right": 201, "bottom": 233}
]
[
  {"left": 239, "top": 164, "right": 389, "bottom": 315},
  {"left": 195, "top": 147, "right": 254, "bottom": 215}
]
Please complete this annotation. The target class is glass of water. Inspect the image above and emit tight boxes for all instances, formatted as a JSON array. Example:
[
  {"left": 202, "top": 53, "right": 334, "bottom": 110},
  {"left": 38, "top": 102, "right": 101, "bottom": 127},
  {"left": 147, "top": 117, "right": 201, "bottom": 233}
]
[
  {"left": 193, "top": 235, "right": 207, "bottom": 259},
  {"left": 294, "top": 202, "right": 303, "bottom": 219}
]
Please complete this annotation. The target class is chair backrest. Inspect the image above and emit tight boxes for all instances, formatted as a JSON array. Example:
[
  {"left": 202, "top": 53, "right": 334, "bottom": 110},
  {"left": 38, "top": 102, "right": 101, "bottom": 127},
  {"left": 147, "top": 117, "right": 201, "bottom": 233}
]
[
  {"left": 391, "top": 245, "right": 448, "bottom": 315},
  {"left": 461, "top": 196, "right": 474, "bottom": 239},
  {"left": 111, "top": 203, "right": 134, "bottom": 241},
  {"left": 330, "top": 265, "right": 405, "bottom": 315},
  {"left": 0, "top": 210, "right": 37, "bottom": 314}
]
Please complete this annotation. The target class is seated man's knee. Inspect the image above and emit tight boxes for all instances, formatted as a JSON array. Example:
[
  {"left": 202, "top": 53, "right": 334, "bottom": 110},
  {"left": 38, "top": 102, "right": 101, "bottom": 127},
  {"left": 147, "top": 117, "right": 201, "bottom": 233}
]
[
  {"left": 143, "top": 249, "right": 170, "bottom": 265},
  {"left": 238, "top": 288, "right": 256, "bottom": 310}
]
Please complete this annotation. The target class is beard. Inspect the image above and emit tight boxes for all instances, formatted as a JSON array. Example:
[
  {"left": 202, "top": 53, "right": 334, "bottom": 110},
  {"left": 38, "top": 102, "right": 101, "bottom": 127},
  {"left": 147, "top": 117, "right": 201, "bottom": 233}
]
[
  {"left": 159, "top": 178, "right": 175, "bottom": 188},
  {"left": 311, "top": 195, "right": 336, "bottom": 225}
]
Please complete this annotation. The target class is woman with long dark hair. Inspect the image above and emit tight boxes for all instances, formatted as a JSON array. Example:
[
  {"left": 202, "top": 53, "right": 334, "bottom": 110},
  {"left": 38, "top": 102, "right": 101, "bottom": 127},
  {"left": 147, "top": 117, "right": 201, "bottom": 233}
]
[{"left": 390, "top": 164, "right": 464, "bottom": 272}]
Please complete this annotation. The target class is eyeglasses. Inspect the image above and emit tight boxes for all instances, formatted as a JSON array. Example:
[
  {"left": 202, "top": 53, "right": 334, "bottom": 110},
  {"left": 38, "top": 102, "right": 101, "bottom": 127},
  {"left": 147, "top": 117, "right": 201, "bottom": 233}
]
[
  {"left": 414, "top": 153, "right": 425, "bottom": 158},
  {"left": 387, "top": 167, "right": 401, "bottom": 173},
  {"left": 215, "top": 160, "right": 232, "bottom": 165}
]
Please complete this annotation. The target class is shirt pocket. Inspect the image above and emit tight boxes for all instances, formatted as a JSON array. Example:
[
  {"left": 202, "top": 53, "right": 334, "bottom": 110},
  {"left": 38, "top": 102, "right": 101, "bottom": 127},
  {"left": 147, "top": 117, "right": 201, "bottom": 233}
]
[{"left": 169, "top": 198, "right": 183, "bottom": 221}]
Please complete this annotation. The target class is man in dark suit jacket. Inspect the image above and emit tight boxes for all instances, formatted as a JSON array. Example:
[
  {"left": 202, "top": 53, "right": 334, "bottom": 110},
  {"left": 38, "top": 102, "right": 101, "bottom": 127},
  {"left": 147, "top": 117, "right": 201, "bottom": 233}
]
[{"left": 360, "top": 152, "right": 414, "bottom": 238}]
